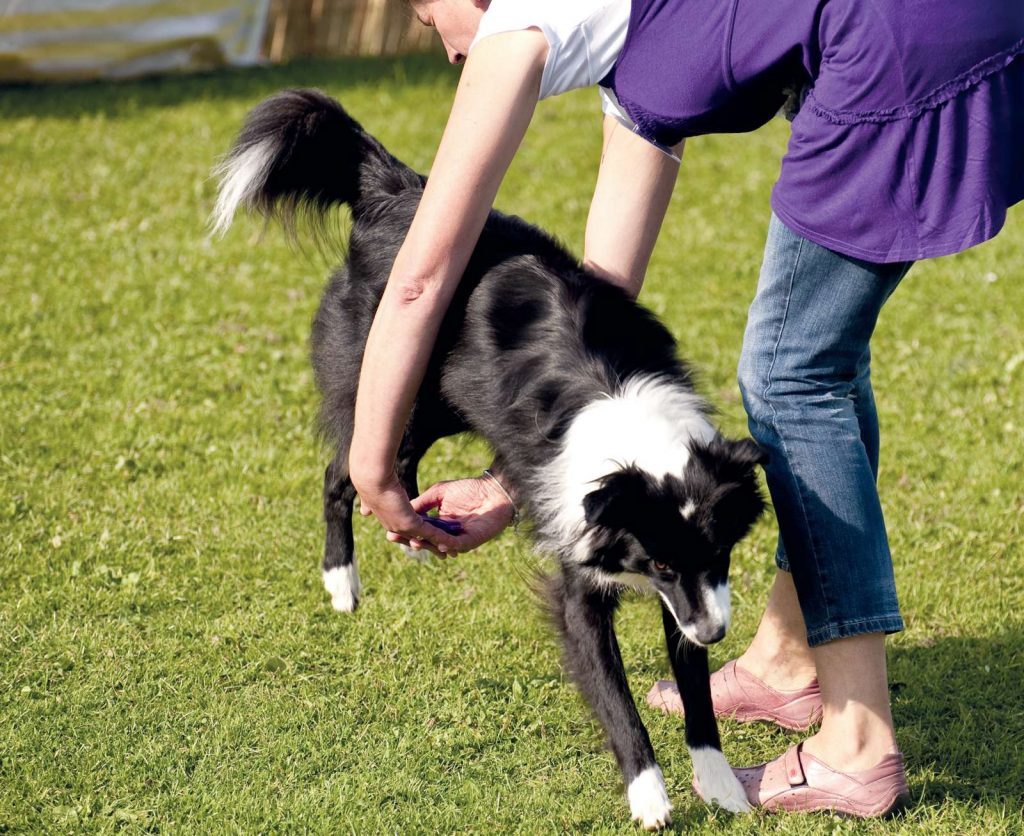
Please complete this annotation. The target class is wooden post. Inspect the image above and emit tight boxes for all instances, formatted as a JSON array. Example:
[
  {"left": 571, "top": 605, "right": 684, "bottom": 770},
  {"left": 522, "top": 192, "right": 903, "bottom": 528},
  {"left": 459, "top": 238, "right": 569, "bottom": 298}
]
[{"left": 261, "top": 0, "right": 437, "bottom": 61}]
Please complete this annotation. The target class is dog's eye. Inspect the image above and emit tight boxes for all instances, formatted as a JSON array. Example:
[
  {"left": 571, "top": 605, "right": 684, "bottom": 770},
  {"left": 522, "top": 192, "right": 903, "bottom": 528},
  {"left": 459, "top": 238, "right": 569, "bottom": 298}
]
[{"left": 652, "top": 561, "right": 669, "bottom": 573}]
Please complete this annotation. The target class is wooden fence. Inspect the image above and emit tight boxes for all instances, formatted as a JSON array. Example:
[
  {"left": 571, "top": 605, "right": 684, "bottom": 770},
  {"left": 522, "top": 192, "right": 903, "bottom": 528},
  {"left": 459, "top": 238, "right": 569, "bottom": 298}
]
[
  {"left": 263, "top": 0, "right": 437, "bottom": 62},
  {"left": 0, "top": 1, "right": 436, "bottom": 84}
]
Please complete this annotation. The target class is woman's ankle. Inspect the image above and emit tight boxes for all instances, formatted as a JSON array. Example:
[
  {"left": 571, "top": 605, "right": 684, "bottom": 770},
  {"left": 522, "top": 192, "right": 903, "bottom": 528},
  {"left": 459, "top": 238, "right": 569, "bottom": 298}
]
[
  {"left": 736, "top": 645, "right": 817, "bottom": 691},
  {"left": 801, "top": 723, "right": 898, "bottom": 772},
  {"left": 804, "top": 631, "right": 898, "bottom": 771},
  {"left": 738, "top": 569, "right": 818, "bottom": 689}
]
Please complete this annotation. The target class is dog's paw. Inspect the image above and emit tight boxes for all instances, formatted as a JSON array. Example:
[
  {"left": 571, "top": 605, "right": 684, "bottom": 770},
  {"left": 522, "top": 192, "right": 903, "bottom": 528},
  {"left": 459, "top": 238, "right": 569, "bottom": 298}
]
[
  {"left": 397, "top": 543, "right": 431, "bottom": 562},
  {"left": 690, "top": 747, "right": 752, "bottom": 814},
  {"left": 628, "top": 766, "right": 673, "bottom": 830},
  {"left": 707, "top": 776, "right": 752, "bottom": 814},
  {"left": 323, "top": 564, "right": 360, "bottom": 612}
]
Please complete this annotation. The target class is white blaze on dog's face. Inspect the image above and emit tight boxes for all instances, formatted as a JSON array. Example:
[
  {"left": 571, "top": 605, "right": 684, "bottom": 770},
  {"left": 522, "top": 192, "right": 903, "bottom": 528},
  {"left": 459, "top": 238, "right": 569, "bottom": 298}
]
[
  {"left": 656, "top": 575, "right": 732, "bottom": 647},
  {"left": 580, "top": 438, "right": 766, "bottom": 646}
]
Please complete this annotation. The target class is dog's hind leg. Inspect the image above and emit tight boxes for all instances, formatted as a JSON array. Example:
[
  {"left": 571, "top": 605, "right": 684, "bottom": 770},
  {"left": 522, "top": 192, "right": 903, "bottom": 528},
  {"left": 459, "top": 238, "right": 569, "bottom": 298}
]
[
  {"left": 552, "top": 572, "right": 672, "bottom": 830},
  {"left": 320, "top": 435, "right": 426, "bottom": 609},
  {"left": 319, "top": 393, "right": 462, "bottom": 610},
  {"left": 322, "top": 448, "right": 360, "bottom": 612},
  {"left": 389, "top": 402, "right": 467, "bottom": 560},
  {"left": 391, "top": 440, "right": 431, "bottom": 561},
  {"left": 660, "top": 604, "right": 751, "bottom": 813}
]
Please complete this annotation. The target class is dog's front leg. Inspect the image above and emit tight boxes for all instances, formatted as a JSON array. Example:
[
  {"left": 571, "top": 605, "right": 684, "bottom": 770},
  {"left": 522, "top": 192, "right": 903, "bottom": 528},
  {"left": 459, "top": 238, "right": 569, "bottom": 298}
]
[
  {"left": 558, "top": 577, "right": 672, "bottom": 830},
  {"left": 660, "top": 604, "right": 751, "bottom": 813}
]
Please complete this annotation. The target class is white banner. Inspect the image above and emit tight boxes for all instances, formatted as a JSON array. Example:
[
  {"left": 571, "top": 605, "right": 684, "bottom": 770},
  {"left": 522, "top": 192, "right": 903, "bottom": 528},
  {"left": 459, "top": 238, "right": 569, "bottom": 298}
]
[{"left": 0, "top": 0, "right": 271, "bottom": 81}]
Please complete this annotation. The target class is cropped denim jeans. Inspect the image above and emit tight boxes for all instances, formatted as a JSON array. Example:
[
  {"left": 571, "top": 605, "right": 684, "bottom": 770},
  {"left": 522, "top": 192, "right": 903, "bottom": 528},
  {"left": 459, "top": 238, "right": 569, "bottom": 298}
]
[{"left": 738, "top": 214, "right": 913, "bottom": 647}]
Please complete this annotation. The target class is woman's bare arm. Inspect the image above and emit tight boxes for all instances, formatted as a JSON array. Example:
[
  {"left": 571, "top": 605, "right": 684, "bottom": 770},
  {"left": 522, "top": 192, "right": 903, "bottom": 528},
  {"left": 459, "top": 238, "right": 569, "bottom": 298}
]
[
  {"left": 584, "top": 115, "right": 684, "bottom": 299},
  {"left": 348, "top": 30, "right": 548, "bottom": 547}
]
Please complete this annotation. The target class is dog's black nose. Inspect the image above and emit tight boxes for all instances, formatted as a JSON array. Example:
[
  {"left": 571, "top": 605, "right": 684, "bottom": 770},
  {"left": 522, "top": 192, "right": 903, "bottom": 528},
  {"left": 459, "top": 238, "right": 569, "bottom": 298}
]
[{"left": 704, "top": 624, "right": 727, "bottom": 644}]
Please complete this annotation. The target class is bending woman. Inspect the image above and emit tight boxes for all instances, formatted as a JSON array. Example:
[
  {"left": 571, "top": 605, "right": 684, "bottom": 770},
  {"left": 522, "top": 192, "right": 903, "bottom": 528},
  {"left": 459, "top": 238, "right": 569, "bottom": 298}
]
[{"left": 348, "top": 0, "right": 1024, "bottom": 816}]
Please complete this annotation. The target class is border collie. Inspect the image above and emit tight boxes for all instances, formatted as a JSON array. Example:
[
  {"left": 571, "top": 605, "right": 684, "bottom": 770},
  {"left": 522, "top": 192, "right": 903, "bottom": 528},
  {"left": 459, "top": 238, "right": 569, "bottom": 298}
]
[{"left": 213, "top": 89, "right": 764, "bottom": 828}]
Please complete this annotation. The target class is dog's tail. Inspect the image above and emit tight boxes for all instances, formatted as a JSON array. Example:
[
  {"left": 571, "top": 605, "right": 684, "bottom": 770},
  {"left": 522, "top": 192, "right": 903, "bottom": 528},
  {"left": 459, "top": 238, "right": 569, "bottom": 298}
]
[{"left": 210, "top": 88, "right": 420, "bottom": 237}]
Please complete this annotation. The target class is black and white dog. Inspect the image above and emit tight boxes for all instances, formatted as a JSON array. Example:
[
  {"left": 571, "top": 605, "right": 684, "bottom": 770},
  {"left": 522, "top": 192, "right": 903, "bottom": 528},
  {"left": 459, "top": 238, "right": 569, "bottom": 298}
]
[{"left": 214, "top": 89, "right": 763, "bottom": 828}]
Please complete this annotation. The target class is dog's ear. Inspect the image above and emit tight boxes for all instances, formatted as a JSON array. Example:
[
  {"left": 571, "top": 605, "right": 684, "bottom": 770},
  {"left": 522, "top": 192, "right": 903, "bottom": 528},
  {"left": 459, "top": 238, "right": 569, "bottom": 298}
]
[
  {"left": 583, "top": 467, "right": 657, "bottom": 532},
  {"left": 690, "top": 437, "right": 767, "bottom": 546},
  {"left": 728, "top": 437, "right": 768, "bottom": 468},
  {"left": 709, "top": 480, "right": 766, "bottom": 547},
  {"left": 690, "top": 437, "right": 766, "bottom": 484}
]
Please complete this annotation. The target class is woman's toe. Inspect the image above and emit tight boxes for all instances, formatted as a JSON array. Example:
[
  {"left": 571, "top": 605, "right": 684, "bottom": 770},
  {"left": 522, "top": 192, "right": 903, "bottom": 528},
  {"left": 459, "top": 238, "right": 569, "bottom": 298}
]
[{"left": 646, "top": 680, "right": 684, "bottom": 715}]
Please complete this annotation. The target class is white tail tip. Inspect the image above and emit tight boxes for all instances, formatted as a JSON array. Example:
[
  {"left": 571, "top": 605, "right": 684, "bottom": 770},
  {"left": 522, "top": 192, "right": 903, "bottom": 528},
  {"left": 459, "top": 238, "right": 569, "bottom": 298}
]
[{"left": 210, "top": 140, "right": 275, "bottom": 237}]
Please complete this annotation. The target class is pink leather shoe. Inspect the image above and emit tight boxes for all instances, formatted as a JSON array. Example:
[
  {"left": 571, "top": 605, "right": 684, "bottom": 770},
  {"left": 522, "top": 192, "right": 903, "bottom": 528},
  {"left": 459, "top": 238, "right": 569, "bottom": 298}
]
[
  {"left": 646, "top": 660, "right": 823, "bottom": 731},
  {"left": 694, "top": 742, "right": 910, "bottom": 818}
]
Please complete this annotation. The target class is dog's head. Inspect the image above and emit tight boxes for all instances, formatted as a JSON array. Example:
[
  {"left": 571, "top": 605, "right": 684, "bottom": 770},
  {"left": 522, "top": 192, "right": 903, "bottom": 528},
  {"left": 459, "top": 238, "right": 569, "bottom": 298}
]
[{"left": 581, "top": 437, "right": 766, "bottom": 645}]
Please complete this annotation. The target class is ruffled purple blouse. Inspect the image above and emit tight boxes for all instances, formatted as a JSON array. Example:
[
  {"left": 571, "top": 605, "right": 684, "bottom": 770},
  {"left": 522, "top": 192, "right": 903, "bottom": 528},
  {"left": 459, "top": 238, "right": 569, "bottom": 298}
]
[{"left": 602, "top": 0, "right": 1024, "bottom": 263}]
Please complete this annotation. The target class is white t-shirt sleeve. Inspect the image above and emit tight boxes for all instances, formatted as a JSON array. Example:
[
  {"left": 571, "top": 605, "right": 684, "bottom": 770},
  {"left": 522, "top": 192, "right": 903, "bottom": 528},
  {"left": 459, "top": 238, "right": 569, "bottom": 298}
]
[
  {"left": 599, "top": 86, "right": 631, "bottom": 126},
  {"left": 599, "top": 85, "right": 683, "bottom": 161},
  {"left": 469, "top": 0, "right": 629, "bottom": 100}
]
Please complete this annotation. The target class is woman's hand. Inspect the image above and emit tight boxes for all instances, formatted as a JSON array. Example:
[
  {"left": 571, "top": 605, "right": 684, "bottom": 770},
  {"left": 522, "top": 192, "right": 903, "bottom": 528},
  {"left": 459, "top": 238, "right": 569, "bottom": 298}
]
[
  {"left": 353, "top": 471, "right": 462, "bottom": 556},
  {"left": 401, "top": 475, "right": 516, "bottom": 553}
]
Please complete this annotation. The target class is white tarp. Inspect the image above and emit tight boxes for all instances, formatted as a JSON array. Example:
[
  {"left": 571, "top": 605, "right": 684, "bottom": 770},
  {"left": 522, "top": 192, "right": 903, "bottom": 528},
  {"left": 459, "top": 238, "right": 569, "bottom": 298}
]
[{"left": 0, "top": 0, "right": 271, "bottom": 82}]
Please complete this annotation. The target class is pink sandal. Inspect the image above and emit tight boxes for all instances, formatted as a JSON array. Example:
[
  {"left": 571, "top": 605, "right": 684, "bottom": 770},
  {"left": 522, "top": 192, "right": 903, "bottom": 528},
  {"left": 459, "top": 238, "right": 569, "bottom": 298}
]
[
  {"left": 646, "top": 659, "right": 823, "bottom": 731},
  {"left": 695, "top": 742, "right": 910, "bottom": 817}
]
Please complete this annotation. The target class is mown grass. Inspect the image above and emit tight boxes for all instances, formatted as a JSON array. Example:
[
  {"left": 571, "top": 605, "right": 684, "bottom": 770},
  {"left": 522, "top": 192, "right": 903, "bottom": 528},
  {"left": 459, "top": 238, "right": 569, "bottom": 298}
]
[{"left": 1, "top": 53, "right": 1022, "bottom": 834}]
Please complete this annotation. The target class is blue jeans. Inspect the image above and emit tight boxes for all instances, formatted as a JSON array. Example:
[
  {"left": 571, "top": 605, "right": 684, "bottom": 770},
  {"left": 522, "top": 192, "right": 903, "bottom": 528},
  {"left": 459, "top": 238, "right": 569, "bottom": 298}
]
[{"left": 738, "top": 214, "right": 913, "bottom": 647}]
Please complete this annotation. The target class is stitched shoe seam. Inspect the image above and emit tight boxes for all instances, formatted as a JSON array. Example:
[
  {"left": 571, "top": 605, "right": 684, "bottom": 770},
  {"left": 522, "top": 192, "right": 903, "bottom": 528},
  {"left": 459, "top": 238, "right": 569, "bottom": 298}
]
[
  {"left": 772, "top": 789, "right": 900, "bottom": 815},
  {"left": 732, "top": 660, "right": 821, "bottom": 699}
]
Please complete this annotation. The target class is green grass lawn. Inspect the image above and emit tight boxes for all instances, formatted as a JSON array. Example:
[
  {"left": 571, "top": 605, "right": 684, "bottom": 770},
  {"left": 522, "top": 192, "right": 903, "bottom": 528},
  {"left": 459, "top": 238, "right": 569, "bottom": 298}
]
[{"left": 1, "top": 53, "right": 1022, "bottom": 834}]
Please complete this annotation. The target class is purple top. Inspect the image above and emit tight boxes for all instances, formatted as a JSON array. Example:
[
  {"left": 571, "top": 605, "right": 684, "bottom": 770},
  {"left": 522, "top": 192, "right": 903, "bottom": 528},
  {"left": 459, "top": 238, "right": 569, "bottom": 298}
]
[{"left": 602, "top": 0, "right": 1024, "bottom": 263}]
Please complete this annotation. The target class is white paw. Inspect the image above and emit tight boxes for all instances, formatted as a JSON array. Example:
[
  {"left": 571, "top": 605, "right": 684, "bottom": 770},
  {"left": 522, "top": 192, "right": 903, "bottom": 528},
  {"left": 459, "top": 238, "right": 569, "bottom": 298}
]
[
  {"left": 690, "top": 747, "right": 752, "bottom": 814},
  {"left": 397, "top": 543, "right": 431, "bottom": 562},
  {"left": 627, "top": 766, "right": 673, "bottom": 830},
  {"left": 323, "top": 564, "right": 360, "bottom": 612}
]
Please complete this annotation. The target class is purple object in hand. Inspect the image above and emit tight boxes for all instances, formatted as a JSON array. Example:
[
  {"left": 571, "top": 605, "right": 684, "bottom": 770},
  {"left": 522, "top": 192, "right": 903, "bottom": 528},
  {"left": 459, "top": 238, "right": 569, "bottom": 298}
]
[{"left": 419, "top": 512, "right": 464, "bottom": 536}]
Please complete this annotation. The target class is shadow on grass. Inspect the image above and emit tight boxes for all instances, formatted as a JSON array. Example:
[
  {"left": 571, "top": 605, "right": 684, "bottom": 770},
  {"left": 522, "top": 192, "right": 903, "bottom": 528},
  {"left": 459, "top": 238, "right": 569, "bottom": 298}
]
[
  {"left": 0, "top": 52, "right": 455, "bottom": 120},
  {"left": 889, "top": 631, "right": 1024, "bottom": 809},
  {"left": 626, "top": 632, "right": 1024, "bottom": 832}
]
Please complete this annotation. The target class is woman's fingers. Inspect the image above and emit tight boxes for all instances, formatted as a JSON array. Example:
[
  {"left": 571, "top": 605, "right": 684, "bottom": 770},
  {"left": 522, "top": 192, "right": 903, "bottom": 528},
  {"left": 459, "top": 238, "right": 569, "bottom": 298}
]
[
  {"left": 396, "top": 517, "right": 460, "bottom": 555},
  {"left": 386, "top": 530, "right": 448, "bottom": 557},
  {"left": 410, "top": 482, "right": 446, "bottom": 513},
  {"left": 409, "top": 537, "right": 454, "bottom": 557},
  {"left": 377, "top": 477, "right": 513, "bottom": 556},
  {"left": 356, "top": 480, "right": 464, "bottom": 556}
]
